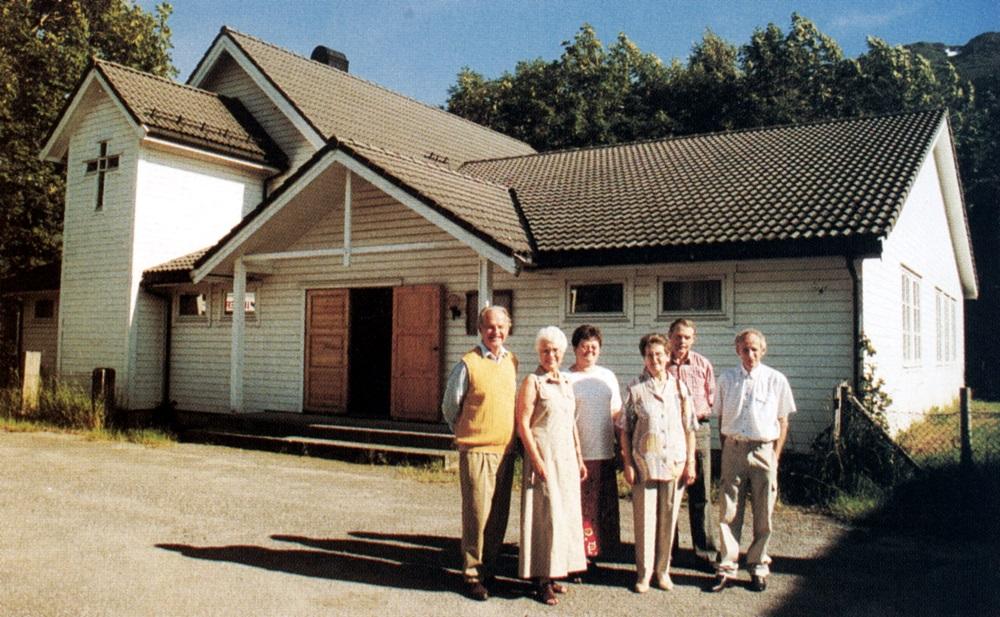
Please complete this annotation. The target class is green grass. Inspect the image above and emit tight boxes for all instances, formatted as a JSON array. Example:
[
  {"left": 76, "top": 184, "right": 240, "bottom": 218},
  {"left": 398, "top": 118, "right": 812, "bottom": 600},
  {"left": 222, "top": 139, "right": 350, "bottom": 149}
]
[
  {"left": 1, "top": 381, "right": 175, "bottom": 447},
  {"left": 895, "top": 398, "right": 1000, "bottom": 466}
]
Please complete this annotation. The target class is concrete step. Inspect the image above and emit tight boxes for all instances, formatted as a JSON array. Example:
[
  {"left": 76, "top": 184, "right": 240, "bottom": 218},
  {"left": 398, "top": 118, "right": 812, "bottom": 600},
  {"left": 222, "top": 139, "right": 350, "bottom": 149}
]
[
  {"left": 181, "top": 429, "right": 458, "bottom": 469},
  {"left": 302, "top": 423, "right": 454, "bottom": 450}
]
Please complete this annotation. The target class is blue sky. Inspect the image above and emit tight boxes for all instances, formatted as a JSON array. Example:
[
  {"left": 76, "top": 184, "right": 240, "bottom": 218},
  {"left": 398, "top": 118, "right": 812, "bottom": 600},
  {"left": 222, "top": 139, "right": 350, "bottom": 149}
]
[{"left": 141, "top": 0, "right": 999, "bottom": 106}]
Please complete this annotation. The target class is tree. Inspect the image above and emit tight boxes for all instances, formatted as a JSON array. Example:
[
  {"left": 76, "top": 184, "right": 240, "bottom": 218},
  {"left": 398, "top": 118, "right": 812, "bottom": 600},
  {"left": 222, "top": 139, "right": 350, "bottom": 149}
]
[
  {"left": 448, "top": 24, "right": 670, "bottom": 151},
  {"left": 0, "top": 0, "right": 175, "bottom": 280}
]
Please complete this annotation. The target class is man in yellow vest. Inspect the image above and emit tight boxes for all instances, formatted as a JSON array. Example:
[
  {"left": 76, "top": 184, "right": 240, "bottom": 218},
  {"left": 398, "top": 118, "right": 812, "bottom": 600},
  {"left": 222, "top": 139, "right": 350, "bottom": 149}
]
[{"left": 442, "top": 305, "right": 518, "bottom": 601}]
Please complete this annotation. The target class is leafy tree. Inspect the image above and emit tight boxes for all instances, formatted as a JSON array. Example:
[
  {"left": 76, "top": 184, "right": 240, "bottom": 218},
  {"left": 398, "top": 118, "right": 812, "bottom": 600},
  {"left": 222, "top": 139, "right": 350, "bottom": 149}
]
[{"left": 0, "top": 0, "right": 175, "bottom": 280}]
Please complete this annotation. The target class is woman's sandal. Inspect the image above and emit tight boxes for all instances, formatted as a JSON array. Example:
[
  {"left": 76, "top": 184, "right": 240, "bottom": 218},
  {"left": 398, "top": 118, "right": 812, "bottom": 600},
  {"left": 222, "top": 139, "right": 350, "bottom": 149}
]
[
  {"left": 538, "top": 581, "right": 559, "bottom": 605},
  {"left": 551, "top": 582, "right": 568, "bottom": 594}
]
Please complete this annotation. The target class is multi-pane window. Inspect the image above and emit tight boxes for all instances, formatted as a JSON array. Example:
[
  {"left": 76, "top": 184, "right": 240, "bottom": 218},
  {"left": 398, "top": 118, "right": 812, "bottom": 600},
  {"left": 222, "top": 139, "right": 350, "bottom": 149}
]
[
  {"left": 464, "top": 290, "right": 513, "bottom": 335},
  {"left": 935, "top": 289, "right": 957, "bottom": 364},
  {"left": 567, "top": 282, "right": 624, "bottom": 316},
  {"left": 901, "top": 269, "right": 921, "bottom": 364},
  {"left": 224, "top": 291, "right": 257, "bottom": 316}
]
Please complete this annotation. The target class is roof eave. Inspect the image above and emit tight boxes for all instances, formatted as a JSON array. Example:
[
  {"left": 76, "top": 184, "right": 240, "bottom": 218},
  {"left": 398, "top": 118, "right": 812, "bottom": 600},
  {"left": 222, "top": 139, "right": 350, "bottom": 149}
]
[{"left": 525, "top": 235, "right": 884, "bottom": 270}]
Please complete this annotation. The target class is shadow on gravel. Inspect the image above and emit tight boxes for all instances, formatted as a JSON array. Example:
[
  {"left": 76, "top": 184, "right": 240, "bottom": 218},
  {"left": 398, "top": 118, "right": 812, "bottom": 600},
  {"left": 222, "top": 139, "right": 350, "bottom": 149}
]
[{"left": 156, "top": 536, "right": 460, "bottom": 593}]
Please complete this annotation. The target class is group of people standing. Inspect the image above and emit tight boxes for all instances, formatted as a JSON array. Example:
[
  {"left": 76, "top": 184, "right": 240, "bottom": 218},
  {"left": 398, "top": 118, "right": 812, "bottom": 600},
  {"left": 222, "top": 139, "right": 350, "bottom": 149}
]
[{"left": 442, "top": 306, "right": 795, "bottom": 604}]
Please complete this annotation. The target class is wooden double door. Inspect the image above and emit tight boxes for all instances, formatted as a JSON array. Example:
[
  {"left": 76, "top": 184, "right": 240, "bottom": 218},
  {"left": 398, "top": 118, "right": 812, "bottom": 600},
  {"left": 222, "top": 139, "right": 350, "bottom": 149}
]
[{"left": 304, "top": 285, "right": 442, "bottom": 422}]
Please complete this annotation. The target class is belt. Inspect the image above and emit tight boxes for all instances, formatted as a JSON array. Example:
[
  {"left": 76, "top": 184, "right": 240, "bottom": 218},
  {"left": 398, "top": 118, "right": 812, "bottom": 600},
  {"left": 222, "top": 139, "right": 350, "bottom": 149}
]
[{"left": 725, "top": 434, "right": 773, "bottom": 445}]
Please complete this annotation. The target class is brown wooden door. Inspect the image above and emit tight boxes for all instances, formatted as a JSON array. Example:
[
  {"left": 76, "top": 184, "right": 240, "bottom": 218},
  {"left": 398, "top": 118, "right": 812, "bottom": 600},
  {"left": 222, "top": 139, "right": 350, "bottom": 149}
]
[
  {"left": 391, "top": 284, "right": 443, "bottom": 422},
  {"left": 304, "top": 289, "right": 349, "bottom": 413}
]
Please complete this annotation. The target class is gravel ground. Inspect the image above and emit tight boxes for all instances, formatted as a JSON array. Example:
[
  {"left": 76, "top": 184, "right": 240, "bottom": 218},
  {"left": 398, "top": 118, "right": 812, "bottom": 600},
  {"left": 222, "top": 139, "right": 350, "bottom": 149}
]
[{"left": 0, "top": 431, "right": 993, "bottom": 617}]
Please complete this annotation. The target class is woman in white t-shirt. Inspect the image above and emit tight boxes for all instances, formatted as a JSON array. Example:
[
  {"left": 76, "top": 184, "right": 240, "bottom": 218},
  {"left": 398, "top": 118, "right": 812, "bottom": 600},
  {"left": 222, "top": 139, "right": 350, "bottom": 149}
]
[{"left": 567, "top": 324, "right": 624, "bottom": 566}]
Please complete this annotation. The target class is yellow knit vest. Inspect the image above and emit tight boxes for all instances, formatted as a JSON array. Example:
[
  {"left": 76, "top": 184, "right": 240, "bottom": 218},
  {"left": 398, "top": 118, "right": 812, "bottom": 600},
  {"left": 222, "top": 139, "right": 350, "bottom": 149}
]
[{"left": 453, "top": 348, "right": 518, "bottom": 453}]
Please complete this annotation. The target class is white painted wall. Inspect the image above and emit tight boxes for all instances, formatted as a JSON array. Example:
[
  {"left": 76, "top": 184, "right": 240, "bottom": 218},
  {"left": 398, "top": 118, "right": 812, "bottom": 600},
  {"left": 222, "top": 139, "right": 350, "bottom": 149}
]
[
  {"left": 861, "top": 142, "right": 966, "bottom": 431},
  {"left": 199, "top": 52, "right": 318, "bottom": 197},
  {"left": 58, "top": 94, "right": 138, "bottom": 398},
  {"left": 169, "top": 173, "right": 854, "bottom": 450}
]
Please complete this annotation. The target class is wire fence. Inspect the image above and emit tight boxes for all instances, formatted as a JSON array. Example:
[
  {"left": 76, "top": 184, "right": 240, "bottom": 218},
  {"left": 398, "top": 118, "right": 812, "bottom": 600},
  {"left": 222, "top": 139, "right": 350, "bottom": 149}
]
[{"left": 833, "top": 385, "right": 1000, "bottom": 476}]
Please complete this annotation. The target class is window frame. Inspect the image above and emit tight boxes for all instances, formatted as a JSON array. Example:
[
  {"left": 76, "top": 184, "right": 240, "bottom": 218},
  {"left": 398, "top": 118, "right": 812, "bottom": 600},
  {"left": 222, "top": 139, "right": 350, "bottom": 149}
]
[
  {"left": 464, "top": 289, "right": 513, "bottom": 336},
  {"left": 934, "top": 288, "right": 957, "bottom": 365},
  {"left": 656, "top": 273, "right": 733, "bottom": 324},
  {"left": 901, "top": 268, "right": 922, "bottom": 366},
  {"left": 219, "top": 286, "right": 260, "bottom": 324},
  {"left": 174, "top": 289, "right": 211, "bottom": 324},
  {"left": 562, "top": 278, "right": 631, "bottom": 322}
]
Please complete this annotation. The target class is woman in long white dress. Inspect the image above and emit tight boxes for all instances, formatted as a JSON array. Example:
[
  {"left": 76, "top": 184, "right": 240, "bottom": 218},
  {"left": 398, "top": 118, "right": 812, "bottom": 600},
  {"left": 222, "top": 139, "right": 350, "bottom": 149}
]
[{"left": 517, "top": 326, "right": 588, "bottom": 605}]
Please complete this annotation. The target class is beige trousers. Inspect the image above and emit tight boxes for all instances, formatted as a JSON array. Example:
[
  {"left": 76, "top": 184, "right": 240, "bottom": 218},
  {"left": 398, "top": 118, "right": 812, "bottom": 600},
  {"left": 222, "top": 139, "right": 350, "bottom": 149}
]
[
  {"left": 459, "top": 449, "right": 515, "bottom": 582},
  {"left": 717, "top": 439, "right": 777, "bottom": 578},
  {"left": 632, "top": 478, "right": 685, "bottom": 585}
]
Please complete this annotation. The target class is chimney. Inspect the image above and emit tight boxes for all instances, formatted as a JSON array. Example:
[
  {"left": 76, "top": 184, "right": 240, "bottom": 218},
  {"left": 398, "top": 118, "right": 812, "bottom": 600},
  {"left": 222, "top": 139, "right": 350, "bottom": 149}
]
[{"left": 310, "top": 46, "right": 349, "bottom": 72}]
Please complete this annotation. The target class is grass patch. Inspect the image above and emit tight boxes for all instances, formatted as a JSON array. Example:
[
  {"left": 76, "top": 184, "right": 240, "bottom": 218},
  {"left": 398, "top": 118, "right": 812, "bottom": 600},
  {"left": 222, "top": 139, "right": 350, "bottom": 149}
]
[
  {"left": 895, "top": 398, "right": 1000, "bottom": 466},
  {"left": 1, "top": 380, "right": 175, "bottom": 447}
]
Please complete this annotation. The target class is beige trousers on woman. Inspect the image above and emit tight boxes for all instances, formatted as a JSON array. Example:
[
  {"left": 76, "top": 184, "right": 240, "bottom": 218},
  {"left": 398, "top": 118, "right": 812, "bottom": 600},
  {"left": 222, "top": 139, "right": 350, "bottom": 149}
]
[{"left": 633, "top": 478, "right": 685, "bottom": 585}]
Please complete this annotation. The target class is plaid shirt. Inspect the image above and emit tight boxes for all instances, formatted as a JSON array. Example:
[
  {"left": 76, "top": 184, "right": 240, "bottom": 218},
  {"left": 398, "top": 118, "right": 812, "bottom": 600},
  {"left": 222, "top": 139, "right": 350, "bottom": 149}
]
[{"left": 665, "top": 350, "right": 715, "bottom": 421}]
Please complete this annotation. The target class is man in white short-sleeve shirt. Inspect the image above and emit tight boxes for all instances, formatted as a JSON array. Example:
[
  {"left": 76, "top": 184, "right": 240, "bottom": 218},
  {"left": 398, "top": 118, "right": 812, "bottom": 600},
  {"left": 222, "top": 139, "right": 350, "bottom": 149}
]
[{"left": 710, "top": 328, "right": 795, "bottom": 593}]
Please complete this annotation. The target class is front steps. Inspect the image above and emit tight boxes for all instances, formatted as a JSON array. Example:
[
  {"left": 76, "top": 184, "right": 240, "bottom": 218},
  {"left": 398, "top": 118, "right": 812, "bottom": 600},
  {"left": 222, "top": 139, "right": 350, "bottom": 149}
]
[{"left": 174, "top": 410, "right": 458, "bottom": 469}]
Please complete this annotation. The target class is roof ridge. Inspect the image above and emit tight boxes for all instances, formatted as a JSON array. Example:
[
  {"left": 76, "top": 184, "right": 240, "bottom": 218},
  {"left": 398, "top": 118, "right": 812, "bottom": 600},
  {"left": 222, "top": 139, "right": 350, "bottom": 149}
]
[
  {"left": 463, "top": 108, "right": 946, "bottom": 167},
  {"left": 341, "top": 138, "right": 513, "bottom": 190},
  {"left": 220, "top": 27, "right": 534, "bottom": 152},
  {"left": 95, "top": 58, "right": 224, "bottom": 100}
]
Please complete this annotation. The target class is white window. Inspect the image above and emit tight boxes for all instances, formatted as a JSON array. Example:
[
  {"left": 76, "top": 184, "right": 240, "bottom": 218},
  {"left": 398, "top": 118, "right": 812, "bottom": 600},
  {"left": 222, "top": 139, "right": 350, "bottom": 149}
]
[
  {"left": 565, "top": 280, "right": 627, "bottom": 320},
  {"left": 935, "top": 289, "right": 957, "bottom": 364},
  {"left": 901, "top": 269, "right": 921, "bottom": 365}
]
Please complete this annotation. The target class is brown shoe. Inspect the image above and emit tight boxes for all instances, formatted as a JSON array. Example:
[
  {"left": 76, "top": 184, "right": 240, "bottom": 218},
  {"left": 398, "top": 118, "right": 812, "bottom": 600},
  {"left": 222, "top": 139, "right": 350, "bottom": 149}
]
[{"left": 465, "top": 580, "right": 489, "bottom": 601}]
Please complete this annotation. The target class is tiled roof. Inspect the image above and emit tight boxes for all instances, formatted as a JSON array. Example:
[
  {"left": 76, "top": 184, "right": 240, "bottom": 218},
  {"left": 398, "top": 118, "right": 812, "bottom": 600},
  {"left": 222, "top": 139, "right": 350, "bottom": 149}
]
[
  {"left": 339, "top": 140, "right": 532, "bottom": 255},
  {"left": 220, "top": 28, "right": 536, "bottom": 166},
  {"left": 96, "top": 60, "right": 285, "bottom": 166},
  {"left": 142, "top": 249, "right": 209, "bottom": 285},
  {"left": 461, "top": 109, "right": 946, "bottom": 257}
]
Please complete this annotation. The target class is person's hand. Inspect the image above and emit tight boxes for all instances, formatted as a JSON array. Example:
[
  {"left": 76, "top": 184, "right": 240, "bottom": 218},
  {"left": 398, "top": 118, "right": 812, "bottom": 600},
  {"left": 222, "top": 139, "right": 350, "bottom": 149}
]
[
  {"left": 579, "top": 461, "right": 588, "bottom": 482},
  {"left": 531, "top": 458, "right": 547, "bottom": 483},
  {"left": 623, "top": 464, "right": 636, "bottom": 486},
  {"left": 682, "top": 459, "right": 696, "bottom": 486}
]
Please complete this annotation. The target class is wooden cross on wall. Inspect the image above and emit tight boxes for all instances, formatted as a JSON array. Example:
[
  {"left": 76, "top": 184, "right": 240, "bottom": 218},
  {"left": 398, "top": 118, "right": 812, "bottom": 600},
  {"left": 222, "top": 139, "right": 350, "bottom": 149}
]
[{"left": 84, "top": 141, "right": 120, "bottom": 210}]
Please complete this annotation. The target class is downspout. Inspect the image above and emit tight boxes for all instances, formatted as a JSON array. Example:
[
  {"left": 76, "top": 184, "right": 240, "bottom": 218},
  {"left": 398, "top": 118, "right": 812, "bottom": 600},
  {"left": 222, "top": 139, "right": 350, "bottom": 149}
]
[{"left": 846, "top": 256, "right": 862, "bottom": 393}]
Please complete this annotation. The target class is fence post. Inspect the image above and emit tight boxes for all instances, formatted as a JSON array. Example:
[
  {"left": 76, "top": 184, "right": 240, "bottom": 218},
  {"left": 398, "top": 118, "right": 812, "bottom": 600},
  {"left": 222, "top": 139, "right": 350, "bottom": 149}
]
[
  {"left": 959, "top": 386, "right": 972, "bottom": 469},
  {"left": 21, "top": 351, "right": 42, "bottom": 412}
]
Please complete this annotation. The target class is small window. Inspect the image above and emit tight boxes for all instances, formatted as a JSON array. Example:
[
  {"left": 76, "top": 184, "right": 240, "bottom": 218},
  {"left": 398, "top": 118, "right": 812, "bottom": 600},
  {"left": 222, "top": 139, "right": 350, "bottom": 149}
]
[
  {"left": 568, "top": 282, "right": 624, "bottom": 316},
  {"left": 465, "top": 290, "right": 513, "bottom": 335},
  {"left": 33, "top": 299, "right": 55, "bottom": 320},
  {"left": 85, "top": 160, "right": 98, "bottom": 173},
  {"left": 178, "top": 293, "right": 208, "bottom": 318},
  {"left": 662, "top": 280, "right": 722, "bottom": 312},
  {"left": 224, "top": 291, "right": 257, "bottom": 316},
  {"left": 935, "top": 289, "right": 957, "bottom": 364}
]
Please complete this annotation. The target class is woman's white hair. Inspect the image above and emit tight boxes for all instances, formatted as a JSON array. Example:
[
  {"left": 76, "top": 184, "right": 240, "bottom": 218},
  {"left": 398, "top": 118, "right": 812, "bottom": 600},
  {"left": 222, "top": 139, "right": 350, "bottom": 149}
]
[{"left": 535, "top": 326, "right": 568, "bottom": 353}]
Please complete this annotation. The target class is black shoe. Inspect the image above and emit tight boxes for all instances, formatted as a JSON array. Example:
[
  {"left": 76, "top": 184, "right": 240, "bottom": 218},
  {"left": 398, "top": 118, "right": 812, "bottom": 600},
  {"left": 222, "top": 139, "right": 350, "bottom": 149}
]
[
  {"left": 707, "top": 575, "right": 731, "bottom": 593},
  {"left": 749, "top": 574, "right": 767, "bottom": 592},
  {"left": 465, "top": 580, "right": 489, "bottom": 601}
]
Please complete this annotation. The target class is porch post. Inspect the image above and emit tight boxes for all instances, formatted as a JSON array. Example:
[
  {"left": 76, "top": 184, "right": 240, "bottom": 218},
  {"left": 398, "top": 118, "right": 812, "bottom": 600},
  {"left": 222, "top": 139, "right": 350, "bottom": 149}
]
[
  {"left": 343, "top": 170, "right": 352, "bottom": 267},
  {"left": 477, "top": 257, "right": 493, "bottom": 311},
  {"left": 230, "top": 256, "right": 246, "bottom": 413}
]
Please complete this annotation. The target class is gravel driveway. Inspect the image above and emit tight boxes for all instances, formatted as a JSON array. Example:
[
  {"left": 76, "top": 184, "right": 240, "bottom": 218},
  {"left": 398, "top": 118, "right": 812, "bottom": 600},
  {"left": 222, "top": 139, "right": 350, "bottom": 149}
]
[{"left": 0, "top": 431, "right": 992, "bottom": 616}]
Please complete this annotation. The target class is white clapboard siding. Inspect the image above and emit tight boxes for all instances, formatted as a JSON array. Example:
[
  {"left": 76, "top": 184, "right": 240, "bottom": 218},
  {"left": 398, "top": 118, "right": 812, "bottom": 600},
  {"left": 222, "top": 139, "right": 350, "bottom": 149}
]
[
  {"left": 198, "top": 52, "right": 317, "bottom": 195},
  {"left": 58, "top": 95, "right": 139, "bottom": 395},
  {"left": 861, "top": 144, "right": 966, "bottom": 431},
  {"left": 21, "top": 293, "right": 60, "bottom": 377},
  {"left": 169, "top": 166, "right": 855, "bottom": 450}
]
